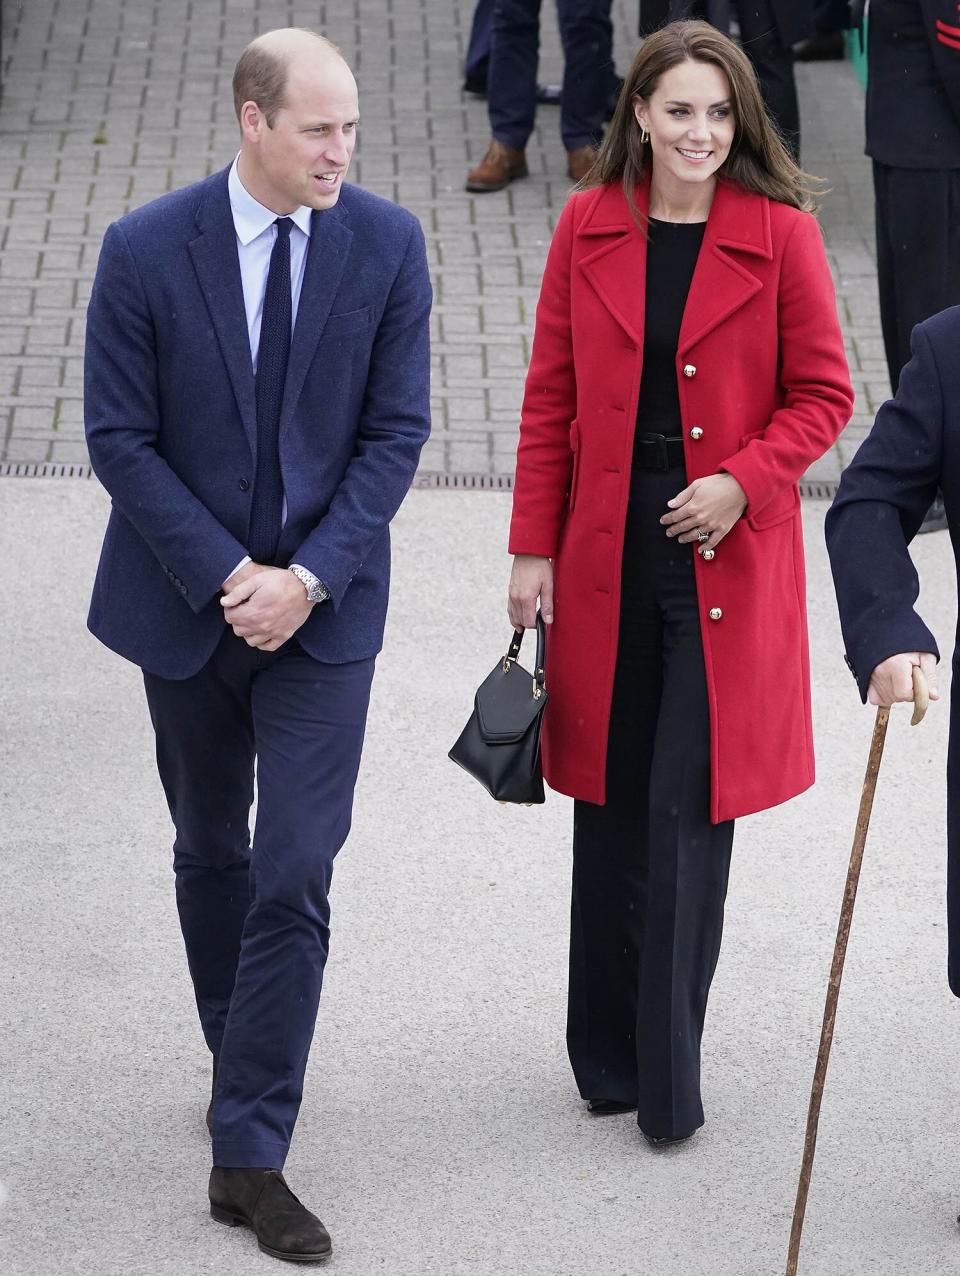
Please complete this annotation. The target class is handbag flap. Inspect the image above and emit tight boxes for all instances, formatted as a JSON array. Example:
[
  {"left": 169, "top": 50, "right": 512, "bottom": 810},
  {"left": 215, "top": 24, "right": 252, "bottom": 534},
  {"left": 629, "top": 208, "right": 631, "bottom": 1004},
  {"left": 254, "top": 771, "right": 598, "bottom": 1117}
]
[{"left": 474, "top": 661, "right": 548, "bottom": 744}]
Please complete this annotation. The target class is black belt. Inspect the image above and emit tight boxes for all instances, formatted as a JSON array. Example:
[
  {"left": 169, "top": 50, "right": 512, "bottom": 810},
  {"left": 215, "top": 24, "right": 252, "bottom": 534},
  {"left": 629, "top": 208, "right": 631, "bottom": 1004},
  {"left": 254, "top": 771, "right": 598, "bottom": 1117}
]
[{"left": 635, "top": 432, "right": 685, "bottom": 472}]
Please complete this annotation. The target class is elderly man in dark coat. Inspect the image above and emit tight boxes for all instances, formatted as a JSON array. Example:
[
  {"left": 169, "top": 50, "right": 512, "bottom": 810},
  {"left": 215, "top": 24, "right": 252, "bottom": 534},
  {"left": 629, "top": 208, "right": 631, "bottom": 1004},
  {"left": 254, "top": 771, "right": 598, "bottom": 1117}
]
[{"left": 825, "top": 308, "right": 960, "bottom": 993}]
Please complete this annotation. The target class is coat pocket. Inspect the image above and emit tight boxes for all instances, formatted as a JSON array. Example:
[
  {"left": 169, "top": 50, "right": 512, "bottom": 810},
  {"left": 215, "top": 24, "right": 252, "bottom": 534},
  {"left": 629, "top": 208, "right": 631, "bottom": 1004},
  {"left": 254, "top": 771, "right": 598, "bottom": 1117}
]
[
  {"left": 738, "top": 429, "right": 800, "bottom": 530},
  {"left": 568, "top": 419, "right": 581, "bottom": 513}
]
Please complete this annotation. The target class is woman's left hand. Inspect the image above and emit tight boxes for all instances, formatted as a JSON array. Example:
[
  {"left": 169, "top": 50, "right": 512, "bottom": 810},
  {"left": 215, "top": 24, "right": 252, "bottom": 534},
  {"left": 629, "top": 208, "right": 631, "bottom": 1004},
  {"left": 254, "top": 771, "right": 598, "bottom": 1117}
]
[{"left": 659, "top": 473, "right": 748, "bottom": 550}]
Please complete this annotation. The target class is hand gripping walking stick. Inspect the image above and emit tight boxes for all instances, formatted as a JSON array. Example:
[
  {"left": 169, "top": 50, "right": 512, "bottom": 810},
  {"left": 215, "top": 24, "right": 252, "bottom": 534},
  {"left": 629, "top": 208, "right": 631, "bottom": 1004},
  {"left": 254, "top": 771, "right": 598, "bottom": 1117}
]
[{"left": 785, "top": 666, "right": 930, "bottom": 1276}]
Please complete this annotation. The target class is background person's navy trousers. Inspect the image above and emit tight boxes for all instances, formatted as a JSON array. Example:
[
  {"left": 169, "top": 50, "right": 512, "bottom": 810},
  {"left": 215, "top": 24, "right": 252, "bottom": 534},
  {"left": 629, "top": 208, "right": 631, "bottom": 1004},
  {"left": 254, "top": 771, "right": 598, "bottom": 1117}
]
[
  {"left": 488, "top": 0, "right": 615, "bottom": 150},
  {"left": 143, "top": 629, "right": 375, "bottom": 1169}
]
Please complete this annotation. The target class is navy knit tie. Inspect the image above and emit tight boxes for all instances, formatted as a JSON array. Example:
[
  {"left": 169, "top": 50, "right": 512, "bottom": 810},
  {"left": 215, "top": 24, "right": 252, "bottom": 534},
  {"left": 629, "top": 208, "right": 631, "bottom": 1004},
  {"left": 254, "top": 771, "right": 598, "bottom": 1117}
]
[{"left": 248, "top": 216, "right": 292, "bottom": 565}]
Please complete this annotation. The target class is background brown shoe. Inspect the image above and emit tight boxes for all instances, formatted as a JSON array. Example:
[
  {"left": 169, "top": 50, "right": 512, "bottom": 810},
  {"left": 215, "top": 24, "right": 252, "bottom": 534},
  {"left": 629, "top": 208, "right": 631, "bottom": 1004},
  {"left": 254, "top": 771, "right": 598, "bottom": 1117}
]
[
  {"left": 566, "top": 145, "right": 598, "bottom": 184},
  {"left": 465, "top": 141, "right": 528, "bottom": 193}
]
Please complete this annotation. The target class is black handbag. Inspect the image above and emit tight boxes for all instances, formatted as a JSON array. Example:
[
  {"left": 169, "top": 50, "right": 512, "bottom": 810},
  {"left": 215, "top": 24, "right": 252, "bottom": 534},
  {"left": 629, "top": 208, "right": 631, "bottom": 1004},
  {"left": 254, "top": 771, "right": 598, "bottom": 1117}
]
[{"left": 448, "top": 616, "right": 548, "bottom": 805}]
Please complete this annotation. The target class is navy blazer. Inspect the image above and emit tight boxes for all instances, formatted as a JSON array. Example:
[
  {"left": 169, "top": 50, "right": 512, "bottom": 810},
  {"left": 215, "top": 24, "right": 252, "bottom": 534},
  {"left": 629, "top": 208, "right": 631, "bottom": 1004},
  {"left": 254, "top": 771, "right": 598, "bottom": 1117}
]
[
  {"left": 826, "top": 306, "right": 960, "bottom": 991},
  {"left": 85, "top": 166, "right": 432, "bottom": 679}
]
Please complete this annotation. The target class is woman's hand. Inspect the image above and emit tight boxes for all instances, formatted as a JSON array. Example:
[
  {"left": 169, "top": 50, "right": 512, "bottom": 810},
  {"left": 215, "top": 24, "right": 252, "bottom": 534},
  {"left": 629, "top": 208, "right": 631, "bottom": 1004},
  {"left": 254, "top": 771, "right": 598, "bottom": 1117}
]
[
  {"left": 659, "top": 473, "right": 748, "bottom": 550},
  {"left": 508, "top": 554, "right": 554, "bottom": 629}
]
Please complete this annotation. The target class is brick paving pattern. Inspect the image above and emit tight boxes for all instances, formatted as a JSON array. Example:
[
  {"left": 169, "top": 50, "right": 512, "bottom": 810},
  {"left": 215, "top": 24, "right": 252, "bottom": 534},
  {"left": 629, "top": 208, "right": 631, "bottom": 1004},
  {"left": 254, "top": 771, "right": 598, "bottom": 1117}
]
[{"left": 0, "top": 0, "right": 888, "bottom": 477}]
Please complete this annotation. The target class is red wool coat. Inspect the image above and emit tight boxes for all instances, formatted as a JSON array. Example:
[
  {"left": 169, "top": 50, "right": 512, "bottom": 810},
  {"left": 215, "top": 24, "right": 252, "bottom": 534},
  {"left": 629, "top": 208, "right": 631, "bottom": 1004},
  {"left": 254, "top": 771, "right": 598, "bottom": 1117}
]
[{"left": 509, "top": 178, "right": 854, "bottom": 823}]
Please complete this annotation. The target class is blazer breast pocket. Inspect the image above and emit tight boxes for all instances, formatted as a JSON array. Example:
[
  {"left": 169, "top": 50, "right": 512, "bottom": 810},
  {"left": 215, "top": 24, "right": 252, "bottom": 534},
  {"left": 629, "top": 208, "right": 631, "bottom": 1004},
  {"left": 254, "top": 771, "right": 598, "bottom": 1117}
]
[{"left": 321, "top": 306, "right": 375, "bottom": 337}]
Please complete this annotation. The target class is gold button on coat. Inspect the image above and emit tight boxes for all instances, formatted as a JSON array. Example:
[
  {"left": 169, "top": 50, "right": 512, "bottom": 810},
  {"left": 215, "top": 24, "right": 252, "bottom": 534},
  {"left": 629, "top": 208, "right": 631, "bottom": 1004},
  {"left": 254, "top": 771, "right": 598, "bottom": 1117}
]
[
  {"left": 690, "top": 426, "right": 703, "bottom": 440},
  {"left": 683, "top": 364, "right": 697, "bottom": 378},
  {"left": 709, "top": 607, "right": 722, "bottom": 620},
  {"left": 700, "top": 548, "right": 715, "bottom": 561}
]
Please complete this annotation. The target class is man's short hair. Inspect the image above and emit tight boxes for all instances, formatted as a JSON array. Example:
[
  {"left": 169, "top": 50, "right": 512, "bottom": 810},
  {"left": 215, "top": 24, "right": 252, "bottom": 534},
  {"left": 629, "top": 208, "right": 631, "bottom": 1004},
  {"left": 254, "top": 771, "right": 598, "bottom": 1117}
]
[{"left": 232, "top": 29, "right": 342, "bottom": 127}]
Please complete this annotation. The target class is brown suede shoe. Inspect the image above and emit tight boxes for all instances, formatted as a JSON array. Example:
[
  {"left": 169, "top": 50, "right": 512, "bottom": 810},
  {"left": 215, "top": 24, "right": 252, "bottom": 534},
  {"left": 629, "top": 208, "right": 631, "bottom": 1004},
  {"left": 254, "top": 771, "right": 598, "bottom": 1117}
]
[
  {"left": 465, "top": 140, "right": 528, "bottom": 192},
  {"left": 209, "top": 1167, "right": 332, "bottom": 1263},
  {"left": 566, "top": 145, "right": 598, "bottom": 184}
]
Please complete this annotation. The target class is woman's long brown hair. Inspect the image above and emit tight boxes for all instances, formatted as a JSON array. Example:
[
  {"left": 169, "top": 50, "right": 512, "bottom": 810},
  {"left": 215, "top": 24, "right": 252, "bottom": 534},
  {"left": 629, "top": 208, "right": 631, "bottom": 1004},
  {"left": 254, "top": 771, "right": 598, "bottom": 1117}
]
[{"left": 583, "top": 20, "right": 822, "bottom": 225}]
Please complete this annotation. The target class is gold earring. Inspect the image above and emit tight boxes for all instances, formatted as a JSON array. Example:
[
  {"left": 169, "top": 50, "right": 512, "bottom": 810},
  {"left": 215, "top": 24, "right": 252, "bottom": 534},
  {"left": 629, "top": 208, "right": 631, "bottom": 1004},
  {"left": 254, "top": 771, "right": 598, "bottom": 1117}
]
[{"left": 640, "top": 127, "right": 649, "bottom": 144}]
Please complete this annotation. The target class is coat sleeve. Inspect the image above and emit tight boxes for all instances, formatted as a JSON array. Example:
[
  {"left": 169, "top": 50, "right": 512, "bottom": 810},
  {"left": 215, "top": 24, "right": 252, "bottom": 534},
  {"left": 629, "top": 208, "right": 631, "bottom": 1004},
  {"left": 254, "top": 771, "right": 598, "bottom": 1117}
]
[
  {"left": 824, "top": 321, "right": 942, "bottom": 702},
  {"left": 84, "top": 222, "right": 250, "bottom": 612},
  {"left": 508, "top": 198, "right": 578, "bottom": 558},
  {"left": 720, "top": 213, "right": 854, "bottom": 516},
  {"left": 289, "top": 217, "right": 432, "bottom": 609}
]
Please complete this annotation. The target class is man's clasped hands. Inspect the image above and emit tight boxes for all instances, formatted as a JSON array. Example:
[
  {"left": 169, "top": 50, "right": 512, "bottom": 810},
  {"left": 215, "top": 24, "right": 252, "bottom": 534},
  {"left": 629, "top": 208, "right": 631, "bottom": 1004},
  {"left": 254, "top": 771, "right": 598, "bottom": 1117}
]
[{"left": 221, "top": 563, "right": 314, "bottom": 652}]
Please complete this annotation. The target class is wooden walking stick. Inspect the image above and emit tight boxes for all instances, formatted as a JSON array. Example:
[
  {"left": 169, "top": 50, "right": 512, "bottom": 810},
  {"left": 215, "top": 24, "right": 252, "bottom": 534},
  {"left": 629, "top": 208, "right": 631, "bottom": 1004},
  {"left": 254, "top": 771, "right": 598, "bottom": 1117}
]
[{"left": 785, "top": 665, "right": 930, "bottom": 1276}]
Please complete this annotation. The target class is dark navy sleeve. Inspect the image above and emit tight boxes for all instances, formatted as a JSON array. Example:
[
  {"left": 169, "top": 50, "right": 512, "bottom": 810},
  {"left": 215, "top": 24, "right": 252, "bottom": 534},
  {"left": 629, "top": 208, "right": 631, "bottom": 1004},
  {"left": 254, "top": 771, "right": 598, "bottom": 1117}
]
[{"left": 825, "top": 321, "right": 943, "bottom": 701}]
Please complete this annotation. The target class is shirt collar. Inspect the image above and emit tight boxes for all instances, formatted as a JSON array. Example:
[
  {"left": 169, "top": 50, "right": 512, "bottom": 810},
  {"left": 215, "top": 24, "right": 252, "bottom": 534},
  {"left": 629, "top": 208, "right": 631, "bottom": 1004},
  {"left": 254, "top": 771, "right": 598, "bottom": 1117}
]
[{"left": 228, "top": 155, "right": 313, "bottom": 245}]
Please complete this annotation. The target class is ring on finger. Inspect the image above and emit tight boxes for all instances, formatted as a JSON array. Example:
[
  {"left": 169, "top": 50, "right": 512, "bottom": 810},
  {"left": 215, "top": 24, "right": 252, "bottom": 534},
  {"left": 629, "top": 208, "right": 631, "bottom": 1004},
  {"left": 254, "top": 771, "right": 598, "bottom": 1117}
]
[{"left": 696, "top": 527, "right": 710, "bottom": 543}]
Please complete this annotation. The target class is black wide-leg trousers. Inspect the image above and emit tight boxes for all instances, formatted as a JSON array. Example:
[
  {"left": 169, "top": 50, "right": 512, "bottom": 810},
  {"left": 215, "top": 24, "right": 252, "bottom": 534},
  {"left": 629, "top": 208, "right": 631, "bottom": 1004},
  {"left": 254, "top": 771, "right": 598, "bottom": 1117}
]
[{"left": 566, "top": 467, "right": 735, "bottom": 1140}]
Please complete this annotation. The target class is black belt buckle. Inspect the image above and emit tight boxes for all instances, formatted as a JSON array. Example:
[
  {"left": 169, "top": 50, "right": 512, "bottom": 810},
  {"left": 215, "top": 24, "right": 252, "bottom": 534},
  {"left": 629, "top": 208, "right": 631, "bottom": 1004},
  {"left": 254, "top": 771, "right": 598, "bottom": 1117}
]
[{"left": 640, "top": 432, "right": 679, "bottom": 472}]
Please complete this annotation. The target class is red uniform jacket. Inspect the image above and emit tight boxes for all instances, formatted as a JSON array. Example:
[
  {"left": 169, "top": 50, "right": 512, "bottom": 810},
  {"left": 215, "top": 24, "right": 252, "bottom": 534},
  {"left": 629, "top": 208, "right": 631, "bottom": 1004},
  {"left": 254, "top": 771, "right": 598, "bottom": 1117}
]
[{"left": 508, "top": 178, "right": 854, "bottom": 823}]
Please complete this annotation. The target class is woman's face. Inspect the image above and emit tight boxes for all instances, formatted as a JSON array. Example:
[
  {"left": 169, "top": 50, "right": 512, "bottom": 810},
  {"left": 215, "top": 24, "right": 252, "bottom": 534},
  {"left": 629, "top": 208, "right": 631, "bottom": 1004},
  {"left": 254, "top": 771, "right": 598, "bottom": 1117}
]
[{"left": 634, "top": 59, "right": 736, "bottom": 194}]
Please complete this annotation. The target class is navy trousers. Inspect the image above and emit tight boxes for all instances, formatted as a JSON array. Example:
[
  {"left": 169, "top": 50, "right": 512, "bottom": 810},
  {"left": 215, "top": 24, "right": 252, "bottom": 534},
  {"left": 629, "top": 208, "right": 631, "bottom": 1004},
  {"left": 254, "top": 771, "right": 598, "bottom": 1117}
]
[
  {"left": 466, "top": 0, "right": 495, "bottom": 84},
  {"left": 567, "top": 467, "right": 735, "bottom": 1140},
  {"left": 143, "top": 629, "right": 375, "bottom": 1169},
  {"left": 488, "top": 0, "right": 614, "bottom": 150}
]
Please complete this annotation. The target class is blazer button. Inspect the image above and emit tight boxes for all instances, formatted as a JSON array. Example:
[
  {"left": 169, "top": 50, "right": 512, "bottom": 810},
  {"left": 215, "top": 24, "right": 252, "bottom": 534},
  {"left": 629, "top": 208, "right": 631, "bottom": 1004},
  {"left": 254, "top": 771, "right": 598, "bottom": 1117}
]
[
  {"left": 683, "top": 364, "right": 697, "bottom": 378},
  {"left": 239, "top": 478, "right": 250, "bottom": 491},
  {"left": 709, "top": 607, "right": 722, "bottom": 620},
  {"left": 690, "top": 426, "right": 703, "bottom": 440},
  {"left": 700, "top": 548, "right": 715, "bottom": 561}
]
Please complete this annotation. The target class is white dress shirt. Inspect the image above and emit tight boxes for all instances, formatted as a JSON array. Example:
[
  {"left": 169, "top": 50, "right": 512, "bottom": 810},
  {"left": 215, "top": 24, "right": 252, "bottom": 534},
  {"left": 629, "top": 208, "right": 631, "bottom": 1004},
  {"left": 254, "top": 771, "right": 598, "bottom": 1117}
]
[{"left": 225, "top": 156, "right": 314, "bottom": 584}]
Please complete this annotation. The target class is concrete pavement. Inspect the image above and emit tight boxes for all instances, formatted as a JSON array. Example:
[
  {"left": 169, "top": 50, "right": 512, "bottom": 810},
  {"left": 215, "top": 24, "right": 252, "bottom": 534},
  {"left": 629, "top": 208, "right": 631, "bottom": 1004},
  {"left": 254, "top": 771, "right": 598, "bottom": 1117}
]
[{"left": 2, "top": 477, "right": 960, "bottom": 1275}]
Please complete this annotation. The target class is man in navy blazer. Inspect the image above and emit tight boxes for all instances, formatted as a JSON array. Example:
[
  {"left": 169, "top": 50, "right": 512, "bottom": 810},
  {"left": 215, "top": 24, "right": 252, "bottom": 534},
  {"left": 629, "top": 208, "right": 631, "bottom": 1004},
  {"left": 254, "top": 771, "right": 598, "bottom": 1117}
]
[
  {"left": 84, "top": 27, "right": 431, "bottom": 1263},
  {"left": 826, "top": 310, "right": 960, "bottom": 998}
]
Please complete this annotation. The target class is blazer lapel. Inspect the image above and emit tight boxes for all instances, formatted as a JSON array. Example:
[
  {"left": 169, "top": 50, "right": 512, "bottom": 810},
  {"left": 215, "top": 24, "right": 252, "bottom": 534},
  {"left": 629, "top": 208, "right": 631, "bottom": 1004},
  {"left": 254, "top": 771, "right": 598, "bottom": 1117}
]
[
  {"left": 279, "top": 202, "right": 354, "bottom": 433},
  {"left": 188, "top": 171, "right": 258, "bottom": 457},
  {"left": 578, "top": 183, "right": 649, "bottom": 347},
  {"left": 678, "top": 179, "right": 771, "bottom": 355}
]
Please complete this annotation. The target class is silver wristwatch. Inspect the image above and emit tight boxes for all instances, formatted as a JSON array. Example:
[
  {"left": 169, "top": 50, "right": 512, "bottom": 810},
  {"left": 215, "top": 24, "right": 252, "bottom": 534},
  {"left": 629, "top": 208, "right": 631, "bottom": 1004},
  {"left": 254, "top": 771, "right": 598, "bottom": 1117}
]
[{"left": 288, "top": 564, "right": 330, "bottom": 603}]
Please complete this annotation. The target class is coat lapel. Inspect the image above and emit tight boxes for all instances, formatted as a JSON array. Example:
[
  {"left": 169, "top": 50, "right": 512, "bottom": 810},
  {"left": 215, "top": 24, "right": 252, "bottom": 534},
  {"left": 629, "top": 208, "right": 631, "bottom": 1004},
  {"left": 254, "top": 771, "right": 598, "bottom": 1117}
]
[
  {"left": 577, "top": 177, "right": 773, "bottom": 354},
  {"left": 578, "top": 183, "right": 649, "bottom": 347},
  {"left": 279, "top": 202, "right": 354, "bottom": 433},
  {"left": 188, "top": 170, "right": 258, "bottom": 456},
  {"left": 678, "top": 179, "right": 771, "bottom": 355}
]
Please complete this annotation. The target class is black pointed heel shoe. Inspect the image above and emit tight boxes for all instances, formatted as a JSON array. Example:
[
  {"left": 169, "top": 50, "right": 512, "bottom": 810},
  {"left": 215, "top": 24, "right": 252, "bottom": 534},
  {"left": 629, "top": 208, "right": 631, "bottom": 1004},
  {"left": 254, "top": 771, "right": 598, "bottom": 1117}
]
[{"left": 587, "top": 1099, "right": 638, "bottom": 1115}]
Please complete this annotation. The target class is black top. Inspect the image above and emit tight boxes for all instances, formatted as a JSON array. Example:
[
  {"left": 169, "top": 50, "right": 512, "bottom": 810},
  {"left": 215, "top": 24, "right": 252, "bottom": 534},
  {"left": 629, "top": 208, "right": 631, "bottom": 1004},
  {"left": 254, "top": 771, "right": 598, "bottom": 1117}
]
[{"left": 634, "top": 218, "right": 706, "bottom": 455}]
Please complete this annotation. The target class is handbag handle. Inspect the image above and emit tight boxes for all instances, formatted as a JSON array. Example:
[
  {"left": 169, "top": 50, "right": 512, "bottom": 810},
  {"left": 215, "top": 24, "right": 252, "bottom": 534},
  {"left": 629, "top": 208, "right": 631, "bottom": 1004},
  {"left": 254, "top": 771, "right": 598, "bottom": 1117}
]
[{"left": 504, "top": 613, "right": 547, "bottom": 697}]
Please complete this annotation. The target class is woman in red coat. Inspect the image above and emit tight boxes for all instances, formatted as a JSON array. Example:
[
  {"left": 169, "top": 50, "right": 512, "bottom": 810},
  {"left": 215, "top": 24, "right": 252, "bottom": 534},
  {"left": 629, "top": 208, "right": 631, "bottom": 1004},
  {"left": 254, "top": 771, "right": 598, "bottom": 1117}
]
[{"left": 507, "top": 20, "right": 853, "bottom": 1144}]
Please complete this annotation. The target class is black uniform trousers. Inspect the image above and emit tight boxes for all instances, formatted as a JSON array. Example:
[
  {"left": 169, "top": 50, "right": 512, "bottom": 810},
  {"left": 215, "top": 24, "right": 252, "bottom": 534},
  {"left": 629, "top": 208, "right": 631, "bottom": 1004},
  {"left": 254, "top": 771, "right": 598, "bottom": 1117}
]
[
  {"left": 567, "top": 466, "right": 734, "bottom": 1140},
  {"left": 734, "top": 1, "right": 800, "bottom": 161},
  {"left": 873, "top": 162, "right": 960, "bottom": 393}
]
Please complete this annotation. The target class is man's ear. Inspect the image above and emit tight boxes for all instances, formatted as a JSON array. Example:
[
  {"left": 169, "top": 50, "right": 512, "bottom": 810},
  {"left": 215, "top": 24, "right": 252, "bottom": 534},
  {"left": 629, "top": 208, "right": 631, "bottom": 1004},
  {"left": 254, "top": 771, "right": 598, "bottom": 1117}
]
[{"left": 239, "top": 100, "right": 263, "bottom": 144}]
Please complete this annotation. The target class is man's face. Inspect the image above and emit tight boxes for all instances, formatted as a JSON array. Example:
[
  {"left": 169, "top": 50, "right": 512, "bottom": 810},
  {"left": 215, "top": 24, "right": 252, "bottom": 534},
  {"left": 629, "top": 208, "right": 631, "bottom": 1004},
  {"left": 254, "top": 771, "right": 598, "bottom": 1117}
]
[{"left": 243, "top": 58, "right": 359, "bottom": 213}]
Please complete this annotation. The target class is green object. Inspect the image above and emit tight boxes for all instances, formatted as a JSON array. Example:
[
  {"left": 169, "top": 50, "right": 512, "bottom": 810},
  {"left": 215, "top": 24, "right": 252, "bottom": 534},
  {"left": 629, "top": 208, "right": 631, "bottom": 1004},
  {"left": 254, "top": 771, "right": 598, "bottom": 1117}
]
[{"left": 845, "top": 20, "right": 868, "bottom": 90}]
